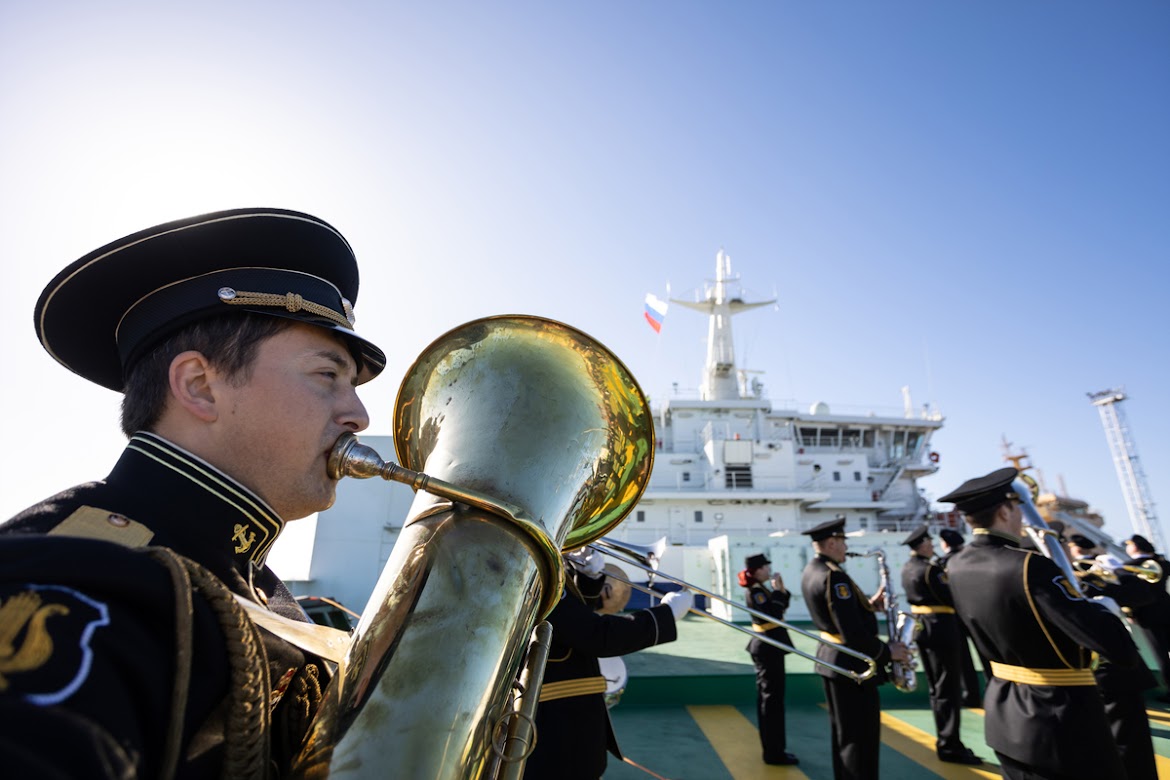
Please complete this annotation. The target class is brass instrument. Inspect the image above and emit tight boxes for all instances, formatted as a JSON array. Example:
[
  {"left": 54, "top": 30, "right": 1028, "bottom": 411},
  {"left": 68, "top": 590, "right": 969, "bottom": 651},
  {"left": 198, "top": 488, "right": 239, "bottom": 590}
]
[
  {"left": 1010, "top": 478, "right": 1134, "bottom": 623},
  {"left": 291, "top": 315, "right": 655, "bottom": 779},
  {"left": 1073, "top": 556, "right": 1163, "bottom": 585},
  {"left": 847, "top": 549, "right": 920, "bottom": 692},
  {"left": 591, "top": 538, "right": 879, "bottom": 683}
]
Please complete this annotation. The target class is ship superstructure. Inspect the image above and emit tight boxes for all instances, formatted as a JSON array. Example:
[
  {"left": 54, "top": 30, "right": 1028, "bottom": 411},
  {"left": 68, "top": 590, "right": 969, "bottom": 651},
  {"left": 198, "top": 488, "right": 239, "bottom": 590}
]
[
  {"left": 608, "top": 253, "right": 943, "bottom": 545},
  {"left": 290, "top": 252, "right": 949, "bottom": 621}
]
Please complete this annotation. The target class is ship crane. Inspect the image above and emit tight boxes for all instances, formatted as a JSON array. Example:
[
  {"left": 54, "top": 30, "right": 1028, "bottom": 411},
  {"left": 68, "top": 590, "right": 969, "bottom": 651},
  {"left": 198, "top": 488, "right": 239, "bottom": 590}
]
[{"left": 1087, "top": 387, "right": 1164, "bottom": 553}]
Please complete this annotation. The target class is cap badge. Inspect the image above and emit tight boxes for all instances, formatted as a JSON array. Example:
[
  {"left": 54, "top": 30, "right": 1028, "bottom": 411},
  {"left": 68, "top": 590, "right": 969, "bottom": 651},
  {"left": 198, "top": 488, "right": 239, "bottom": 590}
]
[{"left": 342, "top": 298, "right": 356, "bottom": 326}]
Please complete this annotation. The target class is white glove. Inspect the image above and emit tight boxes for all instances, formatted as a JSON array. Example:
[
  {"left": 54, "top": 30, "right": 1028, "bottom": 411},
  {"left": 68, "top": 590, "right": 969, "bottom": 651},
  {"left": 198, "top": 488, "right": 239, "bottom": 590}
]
[
  {"left": 565, "top": 549, "right": 605, "bottom": 579},
  {"left": 1096, "top": 554, "right": 1125, "bottom": 571},
  {"left": 660, "top": 590, "right": 693, "bottom": 621}
]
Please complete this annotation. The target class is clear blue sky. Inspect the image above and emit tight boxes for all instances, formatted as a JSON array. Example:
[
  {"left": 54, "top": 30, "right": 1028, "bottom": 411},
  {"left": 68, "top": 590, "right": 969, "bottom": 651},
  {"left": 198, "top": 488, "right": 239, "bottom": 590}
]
[{"left": 2, "top": 1, "right": 1167, "bottom": 563}]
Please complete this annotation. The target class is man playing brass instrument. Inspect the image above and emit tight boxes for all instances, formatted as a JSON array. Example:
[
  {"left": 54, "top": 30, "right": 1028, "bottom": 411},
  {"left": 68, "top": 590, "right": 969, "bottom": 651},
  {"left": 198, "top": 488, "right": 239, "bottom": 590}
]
[
  {"left": 1067, "top": 534, "right": 1159, "bottom": 780},
  {"left": 0, "top": 209, "right": 385, "bottom": 778},
  {"left": 899, "top": 526, "right": 982, "bottom": 765},
  {"left": 799, "top": 516, "right": 911, "bottom": 780},
  {"left": 940, "top": 468, "right": 1141, "bottom": 780},
  {"left": 526, "top": 549, "right": 692, "bottom": 780}
]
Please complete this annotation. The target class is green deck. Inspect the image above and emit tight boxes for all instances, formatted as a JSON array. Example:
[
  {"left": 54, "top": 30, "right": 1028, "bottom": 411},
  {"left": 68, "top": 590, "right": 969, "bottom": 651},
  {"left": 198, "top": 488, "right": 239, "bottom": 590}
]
[{"left": 594, "top": 616, "right": 1170, "bottom": 779}]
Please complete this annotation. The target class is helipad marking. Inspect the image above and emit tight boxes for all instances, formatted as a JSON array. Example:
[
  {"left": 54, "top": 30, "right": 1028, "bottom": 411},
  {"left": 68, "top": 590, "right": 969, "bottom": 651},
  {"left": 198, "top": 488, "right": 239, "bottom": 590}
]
[
  {"left": 687, "top": 705, "right": 809, "bottom": 779},
  {"left": 877, "top": 711, "right": 1002, "bottom": 778}
]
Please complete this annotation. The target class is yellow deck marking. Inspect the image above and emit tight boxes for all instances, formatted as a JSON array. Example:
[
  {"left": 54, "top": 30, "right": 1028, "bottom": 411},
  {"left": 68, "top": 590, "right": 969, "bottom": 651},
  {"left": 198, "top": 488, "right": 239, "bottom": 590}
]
[
  {"left": 1148, "top": 708, "right": 1170, "bottom": 724},
  {"left": 878, "top": 711, "right": 1002, "bottom": 779},
  {"left": 687, "top": 705, "right": 810, "bottom": 780}
]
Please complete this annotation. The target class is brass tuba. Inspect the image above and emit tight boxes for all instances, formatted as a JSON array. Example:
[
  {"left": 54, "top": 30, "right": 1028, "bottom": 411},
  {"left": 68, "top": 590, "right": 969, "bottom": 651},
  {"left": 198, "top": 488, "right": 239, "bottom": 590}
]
[{"left": 291, "top": 315, "right": 655, "bottom": 779}]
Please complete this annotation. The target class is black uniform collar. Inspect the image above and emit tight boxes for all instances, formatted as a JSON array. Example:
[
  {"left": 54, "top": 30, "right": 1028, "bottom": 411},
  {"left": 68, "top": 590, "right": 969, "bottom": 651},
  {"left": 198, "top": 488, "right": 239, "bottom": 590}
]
[
  {"left": 971, "top": 527, "right": 1022, "bottom": 547},
  {"left": 110, "top": 433, "right": 286, "bottom": 569}
]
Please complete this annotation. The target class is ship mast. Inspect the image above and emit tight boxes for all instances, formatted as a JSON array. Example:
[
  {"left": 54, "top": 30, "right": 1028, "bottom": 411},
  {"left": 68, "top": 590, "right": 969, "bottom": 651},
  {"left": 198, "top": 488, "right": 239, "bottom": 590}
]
[{"left": 670, "top": 250, "right": 775, "bottom": 401}]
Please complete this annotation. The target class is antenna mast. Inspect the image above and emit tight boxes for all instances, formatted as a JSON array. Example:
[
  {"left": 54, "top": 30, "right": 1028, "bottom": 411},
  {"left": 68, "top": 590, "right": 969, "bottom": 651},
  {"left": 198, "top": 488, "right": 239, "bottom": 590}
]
[{"left": 1087, "top": 388, "right": 1164, "bottom": 552}]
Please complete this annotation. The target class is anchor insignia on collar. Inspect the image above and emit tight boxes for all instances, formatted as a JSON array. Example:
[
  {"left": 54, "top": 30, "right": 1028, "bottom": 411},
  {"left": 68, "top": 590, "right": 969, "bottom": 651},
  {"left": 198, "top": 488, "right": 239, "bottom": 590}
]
[{"left": 232, "top": 524, "right": 257, "bottom": 554}]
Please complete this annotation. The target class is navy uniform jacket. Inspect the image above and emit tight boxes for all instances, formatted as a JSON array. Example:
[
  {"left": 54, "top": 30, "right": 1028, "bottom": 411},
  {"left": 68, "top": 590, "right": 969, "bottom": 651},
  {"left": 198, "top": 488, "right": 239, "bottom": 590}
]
[
  {"left": 745, "top": 582, "right": 792, "bottom": 655},
  {"left": 947, "top": 529, "right": 1140, "bottom": 776},
  {"left": 800, "top": 555, "right": 890, "bottom": 685},
  {"left": 526, "top": 573, "right": 677, "bottom": 780},
  {"left": 1120, "top": 554, "right": 1170, "bottom": 627},
  {"left": 901, "top": 553, "right": 954, "bottom": 609},
  {"left": 0, "top": 433, "right": 327, "bottom": 778}
]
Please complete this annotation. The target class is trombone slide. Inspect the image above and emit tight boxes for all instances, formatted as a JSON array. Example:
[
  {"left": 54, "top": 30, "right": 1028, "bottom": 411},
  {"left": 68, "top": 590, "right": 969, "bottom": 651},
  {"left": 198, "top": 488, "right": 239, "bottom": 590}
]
[{"left": 592, "top": 545, "right": 878, "bottom": 683}]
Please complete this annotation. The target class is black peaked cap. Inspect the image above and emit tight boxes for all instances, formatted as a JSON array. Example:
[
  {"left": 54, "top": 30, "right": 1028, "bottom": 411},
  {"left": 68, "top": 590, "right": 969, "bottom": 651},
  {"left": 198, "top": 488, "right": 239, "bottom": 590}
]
[
  {"left": 938, "top": 528, "right": 964, "bottom": 547},
  {"left": 745, "top": 553, "right": 771, "bottom": 569},
  {"left": 803, "top": 517, "right": 846, "bottom": 542},
  {"left": 902, "top": 524, "right": 930, "bottom": 547},
  {"left": 938, "top": 467, "right": 1019, "bottom": 514},
  {"left": 35, "top": 207, "right": 387, "bottom": 392}
]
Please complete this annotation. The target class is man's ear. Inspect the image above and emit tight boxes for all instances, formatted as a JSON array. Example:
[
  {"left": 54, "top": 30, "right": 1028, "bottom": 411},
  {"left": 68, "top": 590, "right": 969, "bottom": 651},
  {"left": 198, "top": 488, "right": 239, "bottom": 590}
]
[{"left": 168, "top": 350, "right": 219, "bottom": 422}]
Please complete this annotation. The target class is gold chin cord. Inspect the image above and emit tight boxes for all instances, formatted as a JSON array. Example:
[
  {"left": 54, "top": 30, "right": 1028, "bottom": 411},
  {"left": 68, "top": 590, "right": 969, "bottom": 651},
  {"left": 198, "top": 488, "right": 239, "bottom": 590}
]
[{"left": 291, "top": 315, "right": 655, "bottom": 780}]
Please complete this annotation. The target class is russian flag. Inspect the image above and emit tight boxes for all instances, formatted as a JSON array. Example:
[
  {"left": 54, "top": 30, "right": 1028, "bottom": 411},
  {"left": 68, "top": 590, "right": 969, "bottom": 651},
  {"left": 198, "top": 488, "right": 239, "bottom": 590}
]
[{"left": 644, "top": 293, "right": 668, "bottom": 333}]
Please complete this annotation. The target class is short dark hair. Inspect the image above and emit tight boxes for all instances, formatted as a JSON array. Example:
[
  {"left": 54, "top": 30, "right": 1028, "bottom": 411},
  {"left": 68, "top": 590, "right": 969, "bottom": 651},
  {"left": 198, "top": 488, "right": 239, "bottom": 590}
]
[
  {"left": 963, "top": 502, "right": 1004, "bottom": 529},
  {"left": 120, "top": 313, "right": 295, "bottom": 436}
]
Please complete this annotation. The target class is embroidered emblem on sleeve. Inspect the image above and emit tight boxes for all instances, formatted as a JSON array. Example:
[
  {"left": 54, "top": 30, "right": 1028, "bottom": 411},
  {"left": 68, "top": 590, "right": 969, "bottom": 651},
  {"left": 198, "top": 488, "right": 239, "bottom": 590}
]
[
  {"left": 752, "top": 591, "right": 767, "bottom": 605},
  {"left": 0, "top": 584, "right": 110, "bottom": 705},
  {"left": 834, "top": 583, "right": 853, "bottom": 600},
  {"left": 1052, "top": 575, "right": 1083, "bottom": 601}
]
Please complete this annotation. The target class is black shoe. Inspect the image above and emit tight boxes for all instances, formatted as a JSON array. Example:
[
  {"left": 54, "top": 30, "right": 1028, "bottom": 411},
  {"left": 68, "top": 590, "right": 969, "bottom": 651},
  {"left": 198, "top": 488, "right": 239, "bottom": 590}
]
[
  {"left": 764, "top": 753, "right": 799, "bottom": 766},
  {"left": 938, "top": 749, "right": 983, "bottom": 766},
  {"left": 961, "top": 698, "right": 981, "bottom": 708}
]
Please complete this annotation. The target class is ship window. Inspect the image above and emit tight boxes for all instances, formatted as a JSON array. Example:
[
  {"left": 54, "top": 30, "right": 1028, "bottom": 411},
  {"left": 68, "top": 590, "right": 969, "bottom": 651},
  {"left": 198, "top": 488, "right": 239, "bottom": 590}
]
[
  {"left": 682, "top": 472, "right": 691, "bottom": 482},
  {"left": 799, "top": 427, "right": 817, "bottom": 446},
  {"left": 854, "top": 471, "right": 862, "bottom": 481},
  {"left": 832, "top": 471, "right": 841, "bottom": 482},
  {"left": 863, "top": 430, "right": 875, "bottom": 447},
  {"left": 821, "top": 429, "right": 840, "bottom": 447},
  {"left": 694, "top": 511, "right": 703, "bottom": 523},
  {"left": 636, "top": 510, "right": 645, "bottom": 523}
]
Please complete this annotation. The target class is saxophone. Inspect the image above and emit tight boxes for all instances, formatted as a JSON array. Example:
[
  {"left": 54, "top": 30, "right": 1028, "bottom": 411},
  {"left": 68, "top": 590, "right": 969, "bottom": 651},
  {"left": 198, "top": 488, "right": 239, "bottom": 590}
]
[{"left": 849, "top": 549, "right": 921, "bottom": 692}]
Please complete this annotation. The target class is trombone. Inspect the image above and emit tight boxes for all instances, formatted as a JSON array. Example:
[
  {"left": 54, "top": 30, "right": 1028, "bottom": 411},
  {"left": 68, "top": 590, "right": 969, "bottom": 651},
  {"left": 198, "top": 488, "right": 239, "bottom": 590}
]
[
  {"left": 589, "top": 538, "right": 878, "bottom": 684},
  {"left": 1072, "top": 556, "right": 1163, "bottom": 586}
]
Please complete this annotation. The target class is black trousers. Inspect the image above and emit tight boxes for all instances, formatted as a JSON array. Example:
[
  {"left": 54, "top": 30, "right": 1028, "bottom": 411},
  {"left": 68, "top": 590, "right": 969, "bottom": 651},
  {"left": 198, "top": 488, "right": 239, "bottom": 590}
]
[
  {"left": 1100, "top": 680, "right": 1158, "bottom": 780},
  {"left": 749, "top": 642, "right": 788, "bottom": 760},
  {"left": 997, "top": 752, "right": 1082, "bottom": 780},
  {"left": 822, "top": 676, "right": 880, "bottom": 780},
  {"left": 917, "top": 616, "right": 964, "bottom": 754},
  {"left": 956, "top": 622, "right": 984, "bottom": 705}
]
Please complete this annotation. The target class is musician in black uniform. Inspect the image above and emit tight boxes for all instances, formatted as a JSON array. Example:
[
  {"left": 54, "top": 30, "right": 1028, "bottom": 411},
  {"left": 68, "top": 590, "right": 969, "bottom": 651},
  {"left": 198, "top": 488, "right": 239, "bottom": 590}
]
[
  {"left": 899, "top": 526, "right": 982, "bottom": 765},
  {"left": 526, "top": 550, "right": 692, "bottom": 780},
  {"left": 739, "top": 553, "right": 799, "bottom": 766},
  {"left": 799, "top": 516, "right": 911, "bottom": 780},
  {"left": 1067, "top": 535, "right": 1159, "bottom": 780},
  {"left": 940, "top": 468, "right": 1142, "bottom": 780},
  {"left": 937, "top": 528, "right": 985, "bottom": 707},
  {"left": 1120, "top": 533, "right": 1170, "bottom": 701},
  {"left": 0, "top": 209, "right": 386, "bottom": 778}
]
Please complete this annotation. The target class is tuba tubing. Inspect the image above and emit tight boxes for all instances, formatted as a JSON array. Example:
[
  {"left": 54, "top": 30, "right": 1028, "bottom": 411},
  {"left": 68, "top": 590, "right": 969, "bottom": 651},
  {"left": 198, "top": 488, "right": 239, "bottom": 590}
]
[{"left": 290, "top": 316, "right": 655, "bottom": 779}]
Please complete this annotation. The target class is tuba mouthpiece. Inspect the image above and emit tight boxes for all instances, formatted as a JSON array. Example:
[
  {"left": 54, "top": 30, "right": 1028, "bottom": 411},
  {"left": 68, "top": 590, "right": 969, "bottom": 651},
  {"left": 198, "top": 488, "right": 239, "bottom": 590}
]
[{"left": 328, "top": 432, "right": 391, "bottom": 481}]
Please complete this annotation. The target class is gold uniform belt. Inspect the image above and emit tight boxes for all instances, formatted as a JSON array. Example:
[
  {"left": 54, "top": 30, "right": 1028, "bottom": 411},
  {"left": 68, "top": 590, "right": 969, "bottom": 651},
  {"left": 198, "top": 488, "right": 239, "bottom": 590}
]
[
  {"left": 538, "top": 675, "right": 608, "bottom": 702},
  {"left": 990, "top": 661, "right": 1095, "bottom": 686},
  {"left": 752, "top": 621, "right": 781, "bottom": 632},
  {"left": 910, "top": 605, "right": 956, "bottom": 615}
]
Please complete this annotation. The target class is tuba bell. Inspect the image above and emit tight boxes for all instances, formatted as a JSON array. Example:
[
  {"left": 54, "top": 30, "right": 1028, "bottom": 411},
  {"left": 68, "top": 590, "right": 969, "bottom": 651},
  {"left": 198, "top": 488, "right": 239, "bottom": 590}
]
[{"left": 291, "top": 315, "right": 655, "bottom": 779}]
